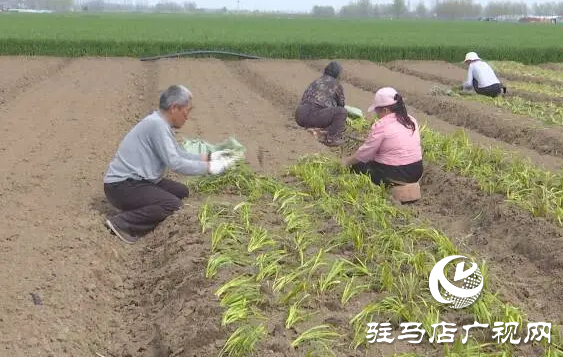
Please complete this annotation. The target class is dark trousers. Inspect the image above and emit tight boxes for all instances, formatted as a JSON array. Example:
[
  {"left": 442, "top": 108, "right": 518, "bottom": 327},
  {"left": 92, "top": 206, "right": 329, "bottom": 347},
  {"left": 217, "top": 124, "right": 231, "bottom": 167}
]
[
  {"left": 351, "top": 160, "right": 423, "bottom": 186},
  {"left": 295, "top": 102, "right": 347, "bottom": 140},
  {"left": 473, "top": 79, "right": 506, "bottom": 98},
  {"left": 104, "top": 178, "right": 189, "bottom": 236}
]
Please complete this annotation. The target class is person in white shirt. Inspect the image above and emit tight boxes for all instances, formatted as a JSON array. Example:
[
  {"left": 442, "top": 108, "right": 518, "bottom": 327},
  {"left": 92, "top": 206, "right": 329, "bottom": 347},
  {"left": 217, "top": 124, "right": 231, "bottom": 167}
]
[{"left": 462, "top": 52, "right": 506, "bottom": 98}]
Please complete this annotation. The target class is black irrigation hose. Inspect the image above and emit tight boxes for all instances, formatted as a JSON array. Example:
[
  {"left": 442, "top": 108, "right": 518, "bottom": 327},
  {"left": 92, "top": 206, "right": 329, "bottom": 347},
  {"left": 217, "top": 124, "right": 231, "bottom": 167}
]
[{"left": 139, "top": 50, "right": 263, "bottom": 61}]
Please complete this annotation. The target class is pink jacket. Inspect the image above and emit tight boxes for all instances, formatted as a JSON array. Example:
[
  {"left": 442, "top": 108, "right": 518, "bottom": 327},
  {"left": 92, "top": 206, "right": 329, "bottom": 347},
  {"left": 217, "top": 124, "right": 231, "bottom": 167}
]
[{"left": 355, "top": 113, "right": 422, "bottom": 166}]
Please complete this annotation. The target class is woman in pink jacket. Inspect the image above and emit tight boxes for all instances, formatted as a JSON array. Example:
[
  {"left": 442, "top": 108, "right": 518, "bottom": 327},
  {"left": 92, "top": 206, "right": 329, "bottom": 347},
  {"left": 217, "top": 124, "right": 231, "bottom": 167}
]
[{"left": 342, "top": 87, "right": 423, "bottom": 186}]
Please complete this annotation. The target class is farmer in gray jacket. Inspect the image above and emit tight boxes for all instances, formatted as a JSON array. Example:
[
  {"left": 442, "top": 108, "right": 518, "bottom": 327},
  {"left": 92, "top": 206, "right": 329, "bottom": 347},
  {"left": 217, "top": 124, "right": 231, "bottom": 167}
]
[{"left": 103, "top": 84, "right": 238, "bottom": 243}]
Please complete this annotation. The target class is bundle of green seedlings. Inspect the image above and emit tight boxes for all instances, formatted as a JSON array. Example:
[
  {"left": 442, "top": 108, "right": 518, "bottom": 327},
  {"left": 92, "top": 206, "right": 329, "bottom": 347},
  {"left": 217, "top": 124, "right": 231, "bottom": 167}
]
[
  {"left": 189, "top": 155, "right": 563, "bottom": 356},
  {"left": 489, "top": 61, "right": 563, "bottom": 83}
]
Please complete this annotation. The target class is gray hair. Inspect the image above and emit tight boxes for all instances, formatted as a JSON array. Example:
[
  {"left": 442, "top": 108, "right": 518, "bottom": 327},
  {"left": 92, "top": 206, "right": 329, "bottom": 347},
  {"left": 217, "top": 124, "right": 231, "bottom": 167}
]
[{"left": 159, "top": 84, "right": 193, "bottom": 110}]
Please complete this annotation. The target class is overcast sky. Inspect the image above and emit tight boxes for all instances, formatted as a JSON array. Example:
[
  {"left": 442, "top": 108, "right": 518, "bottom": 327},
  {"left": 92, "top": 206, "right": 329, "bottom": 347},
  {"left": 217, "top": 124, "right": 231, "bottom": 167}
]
[{"left": 193, "top": 0, "right": 556, "bottom": 12}]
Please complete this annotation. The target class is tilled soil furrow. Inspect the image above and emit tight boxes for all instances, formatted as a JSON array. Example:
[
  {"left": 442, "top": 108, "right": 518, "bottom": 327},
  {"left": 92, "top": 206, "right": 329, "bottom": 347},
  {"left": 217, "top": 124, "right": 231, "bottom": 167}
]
[
  {"left": 313, "top": 59, "right": 563, "bottom": 160},
  {"left": 228, "top": 59, "right": 302, "bottom": 113},
  {"left": 237, "top": 58, "right": 563, "bottom": 328},
  {"left": 0, "top": 57, "right": 145, "bottom": 357},
  {"left": 495, "top": 71, "right": 563, "bottom": 87},
  {"left": 141, "top": 60, "right": 160, "bottom": 116},
  {"left": 0, "top": 56, "right": 73, "bottom": 111},
  {"left": 417, "top": 165, "right": 563, "bottom": 324},
  {"left": 539, "top": 63, "right": 563, "bottom": 72},
  {"left": 0, "top": 60, "right": 79, "bottom": 180}
]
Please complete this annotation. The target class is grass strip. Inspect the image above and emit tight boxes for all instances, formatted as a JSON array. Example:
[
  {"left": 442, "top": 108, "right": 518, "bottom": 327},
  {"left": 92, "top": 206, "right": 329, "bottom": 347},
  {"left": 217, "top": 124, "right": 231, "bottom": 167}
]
[
  {"left": 508, "top": 81, "right": 563, "bottom": 99},
  {"left": 490, "top": 61, "right": 563, "bottom": 83},
  {"left": 431, "top": 86, "right": 563, "bottom": 126},
  {"left": 464, "top": 95, "right": 563, "bottom": 126},
  {"left": 4, "top": 37, "right": 562, "bottom": 63}
]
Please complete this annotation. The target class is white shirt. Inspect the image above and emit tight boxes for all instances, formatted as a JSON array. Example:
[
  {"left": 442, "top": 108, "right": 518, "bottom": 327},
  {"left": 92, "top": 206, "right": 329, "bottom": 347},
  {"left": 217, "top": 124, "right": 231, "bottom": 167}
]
[{"left": 463, "top": 61, "right": 500, "bottom": 89}]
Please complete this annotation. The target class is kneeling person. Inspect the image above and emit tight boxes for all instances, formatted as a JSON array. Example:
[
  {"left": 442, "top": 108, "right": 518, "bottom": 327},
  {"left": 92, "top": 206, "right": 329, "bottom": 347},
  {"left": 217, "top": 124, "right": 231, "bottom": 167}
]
[
  {"left": 462, "top": 51, "right": 506, "bottom": 98},
  {"left": 103, "top": 85, "right": 237, "bottom": 244},
  {"left": 295, "top": 61, "right": 347, "bottom": 146},
  {"left": 342, "top": 87, "right": 423, "bottom": 188}
]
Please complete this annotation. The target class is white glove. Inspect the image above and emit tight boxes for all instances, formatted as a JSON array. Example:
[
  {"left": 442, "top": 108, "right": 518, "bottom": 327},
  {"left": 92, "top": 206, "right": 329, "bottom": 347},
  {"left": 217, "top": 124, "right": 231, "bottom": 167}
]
[{"left": 208, "top": 157, "right": 237, "bottom": 175}]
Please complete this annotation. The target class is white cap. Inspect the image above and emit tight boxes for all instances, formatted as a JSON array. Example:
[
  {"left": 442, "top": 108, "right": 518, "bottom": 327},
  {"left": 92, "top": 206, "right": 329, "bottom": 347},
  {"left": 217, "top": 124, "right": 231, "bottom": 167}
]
[{"left": 464, "top": 52, "right": 480, "bottom": 62}]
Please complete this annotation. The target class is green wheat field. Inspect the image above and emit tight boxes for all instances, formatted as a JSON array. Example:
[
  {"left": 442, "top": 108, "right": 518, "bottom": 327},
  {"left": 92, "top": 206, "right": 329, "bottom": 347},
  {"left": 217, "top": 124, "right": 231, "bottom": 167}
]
[{"left": 0, "top": 12, "right": 561, "bottom": 62}]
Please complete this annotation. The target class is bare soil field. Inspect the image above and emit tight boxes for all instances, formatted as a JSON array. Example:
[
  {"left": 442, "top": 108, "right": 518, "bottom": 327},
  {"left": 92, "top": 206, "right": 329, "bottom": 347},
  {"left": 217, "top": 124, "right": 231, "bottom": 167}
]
[
  {"left": 1, "top": 56, "right": 561, "bottom": 357},
  {"left": 385, "top": 60, "right": 471, "bottom": 87},
  {"left": 0, "top": 56, "right": 72, "bottom": 107}
]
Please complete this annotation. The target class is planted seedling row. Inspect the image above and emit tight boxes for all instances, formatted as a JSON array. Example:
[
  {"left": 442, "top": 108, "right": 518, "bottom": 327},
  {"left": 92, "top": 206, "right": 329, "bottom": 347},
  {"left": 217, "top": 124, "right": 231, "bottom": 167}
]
[
  {"left": 421, "top": 127, "right": 563, "bottom": 225},
  {"left": 464, "top": 95, "right": 563, "bottom": 126},
  {"left": 509, "top": 81, "right": 563, "bottom": 99},
  {"left": 195, "top": 166, "right": 348, "bottom": 356},
  {"left": 189, "top": 154, "right": 563, "bottom": 356},
  {"left": 489, "top": 61, "right": 563, "bottom": 84},
  {"left": 351, "top": 114, "right": 563, "bottom": 226},
  {"left": 289, "top": 155, "right": 545, "bottom": 356}
]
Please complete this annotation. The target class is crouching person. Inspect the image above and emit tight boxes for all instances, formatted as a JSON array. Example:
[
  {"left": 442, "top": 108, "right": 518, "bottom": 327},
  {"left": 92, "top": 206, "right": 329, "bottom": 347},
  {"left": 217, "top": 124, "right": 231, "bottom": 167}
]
[
  {"left": 295, "top": 61, "right": 348, "bottom": 146},
  {"left": 342, "top": 87, "right": 423, "bottom": 203},
  {"left": 462, "top": 52, "right": 506, "bottom": 98},
  {"left": 103, "top": 85, "right": 237, "bottom": 243}
]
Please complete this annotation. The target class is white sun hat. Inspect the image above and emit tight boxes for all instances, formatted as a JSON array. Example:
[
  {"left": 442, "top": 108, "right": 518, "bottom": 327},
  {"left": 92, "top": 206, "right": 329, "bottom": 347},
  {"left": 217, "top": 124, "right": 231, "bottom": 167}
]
[{"left": 464, "top": 52, "right": 480, "bottom": 62}]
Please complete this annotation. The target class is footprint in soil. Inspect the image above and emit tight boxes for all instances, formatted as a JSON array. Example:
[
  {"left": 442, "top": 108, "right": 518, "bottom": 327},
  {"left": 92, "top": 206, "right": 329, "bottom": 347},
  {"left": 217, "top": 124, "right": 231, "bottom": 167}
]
[
  {"left": 257, "top": 146, "right": 265, "bottom": 167},
  {"left": 324, "top": 301, "right": 340, "bottom": 311},
  {"left": 148, "top": 324, "right": 169, "bottom": 357}
]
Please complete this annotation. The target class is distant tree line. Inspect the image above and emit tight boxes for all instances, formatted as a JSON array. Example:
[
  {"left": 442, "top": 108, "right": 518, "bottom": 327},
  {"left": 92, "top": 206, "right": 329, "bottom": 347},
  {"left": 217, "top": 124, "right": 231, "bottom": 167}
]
[
  {"left": 12, "top": 0, "right": 563, "bottom": 17},
  {"left": 78, "top": 0, "right": 202, "bottom": 12},
  {"left": 10, "top": 0, "right": 73, "bottom": 11},
  {"left": 12, "top": 0, "right": 205, "bottom": 12},
  {"left": 312, "top": 0, "right": 563, "bottom": 18}
]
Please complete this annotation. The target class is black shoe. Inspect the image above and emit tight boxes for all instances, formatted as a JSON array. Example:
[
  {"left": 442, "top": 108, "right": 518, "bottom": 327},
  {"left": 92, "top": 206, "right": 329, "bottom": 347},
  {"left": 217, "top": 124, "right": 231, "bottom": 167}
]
[{"left": 105, "top": 219, "right": 138, "bottom": 244}]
